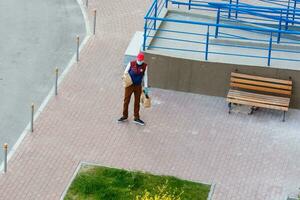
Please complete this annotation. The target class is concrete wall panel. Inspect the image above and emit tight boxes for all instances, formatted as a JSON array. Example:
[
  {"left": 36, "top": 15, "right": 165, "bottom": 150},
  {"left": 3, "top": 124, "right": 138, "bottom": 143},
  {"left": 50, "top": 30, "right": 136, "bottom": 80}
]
[{"left": 145, "top": 52, "right": 300, "bottom": 109}]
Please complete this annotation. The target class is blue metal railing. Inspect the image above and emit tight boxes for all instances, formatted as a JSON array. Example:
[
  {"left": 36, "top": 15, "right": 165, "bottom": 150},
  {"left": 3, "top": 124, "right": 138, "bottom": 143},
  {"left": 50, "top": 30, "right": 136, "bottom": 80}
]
[{"left": 143, "top": 0, "right": 300, "bottom": 66}]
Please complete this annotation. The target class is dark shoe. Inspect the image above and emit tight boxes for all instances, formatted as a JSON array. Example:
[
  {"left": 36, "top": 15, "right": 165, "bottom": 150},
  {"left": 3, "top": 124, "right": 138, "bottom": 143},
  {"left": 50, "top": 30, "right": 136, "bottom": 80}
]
[
  {"left": 117, "top": 116, "right": 128, "bottom": 122},
  {"left": 133, "top": 118, "right": 145, "bottom": 126}
]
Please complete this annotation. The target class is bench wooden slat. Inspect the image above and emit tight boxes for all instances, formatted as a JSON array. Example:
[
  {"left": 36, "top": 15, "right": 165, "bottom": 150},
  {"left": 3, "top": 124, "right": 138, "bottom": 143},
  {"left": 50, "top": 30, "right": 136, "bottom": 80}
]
[
  {"left": 229, "top": 90, "right": 290, "bottom": 103},
  {"left": 227, "top": 98, "right": 289, "bottom": 111},
  {"left": 228, "top": 96, "right": 288, "bottom": 107},
  {"left": 230, "top": 83, "right": 292, "bottom": 96},
  {"left": 230, "top": 77, "right": 292, "bottom": 90},
  {"left": 228, "top": 90, "right": 290, "bottom": 107},
  {"left": 231, "top": 72, "right": 292, "bottom": 85}
]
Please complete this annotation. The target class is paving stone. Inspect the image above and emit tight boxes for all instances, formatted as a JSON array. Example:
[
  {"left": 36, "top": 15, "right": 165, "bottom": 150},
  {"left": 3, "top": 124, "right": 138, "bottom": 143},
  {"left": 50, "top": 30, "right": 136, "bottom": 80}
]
[{"left": 0, "top": 1, "right": 300, "bottom": 200}]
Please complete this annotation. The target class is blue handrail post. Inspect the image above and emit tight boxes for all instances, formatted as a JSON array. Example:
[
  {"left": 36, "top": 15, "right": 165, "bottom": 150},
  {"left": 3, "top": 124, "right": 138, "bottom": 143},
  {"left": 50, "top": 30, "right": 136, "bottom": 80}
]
[
  {"left": 165, "top": 0, "right": 168, "bottom": 8},
  {"left": 235, "top": 0, "right": 239, "bottom": 19},
  {"left": 268, "top": 32, "right": 273, "bottom": 66},
  {"left": 277, "top": 11, "right": 282, "bottom": 44},
  {"left": 188, "top": 0, "right": 192, "bottom": 10},
  {"left": 154, "top": 0, "right": 158, "bottom": 30},
  {"left": 292, "top": 0, "right": 297, "bottom": 25},
  {"left": 215, "top": 8, "right": 221, "bottom": 38},
  {"left": 143, "top": 19, "right": 148, "bottom": 51},
  {"left": 228, "top": 0, "right": 232, "bottom": 19},
  {"left": 205, "top": 26, "right": 210, "bottom": 60},
  {"left": 285, "top": 0, "right": 291, "bottom": 30}
]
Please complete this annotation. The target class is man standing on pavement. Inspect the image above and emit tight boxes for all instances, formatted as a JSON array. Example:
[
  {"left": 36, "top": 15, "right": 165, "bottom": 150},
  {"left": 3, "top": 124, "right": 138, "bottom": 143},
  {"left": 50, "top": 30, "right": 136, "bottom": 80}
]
[{"left": 118, "top": 52, "right": 149, "bottom": 126}]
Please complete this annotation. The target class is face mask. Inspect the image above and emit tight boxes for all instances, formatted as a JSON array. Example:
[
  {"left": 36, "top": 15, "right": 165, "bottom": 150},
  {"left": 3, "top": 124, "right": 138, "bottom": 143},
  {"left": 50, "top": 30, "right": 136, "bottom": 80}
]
[{"left": 137, "top": 60, "right": 143, "bottom": 65}]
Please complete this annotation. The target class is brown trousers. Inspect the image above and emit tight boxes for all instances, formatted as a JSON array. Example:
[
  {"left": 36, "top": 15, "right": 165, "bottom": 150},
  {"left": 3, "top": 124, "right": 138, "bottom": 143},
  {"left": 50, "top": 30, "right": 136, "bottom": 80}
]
[{"left": 123, "top": 84, "right": 142, "bottom": 119}]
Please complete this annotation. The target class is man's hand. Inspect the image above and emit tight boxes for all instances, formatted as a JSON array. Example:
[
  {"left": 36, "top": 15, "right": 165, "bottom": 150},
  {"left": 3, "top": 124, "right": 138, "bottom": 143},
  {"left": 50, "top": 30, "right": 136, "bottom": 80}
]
[{"left": 144, "top": 87, "right": 149, "bottom": 95}]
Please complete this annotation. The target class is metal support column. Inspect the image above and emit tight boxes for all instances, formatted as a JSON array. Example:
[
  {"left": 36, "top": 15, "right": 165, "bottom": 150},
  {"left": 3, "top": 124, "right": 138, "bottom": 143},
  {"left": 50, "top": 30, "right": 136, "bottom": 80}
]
[
  {"left": 205, "top": 26, "right": 210, "bottom": 60},
  {"left": 285, "top": 0, "right": 291, "bottom": 30},
  {"left": 277, "top": 11, "right": 283, "bottom": 44},
  {"left": 292, "top": 0, "right": 297, "bottom": 25},
  {"left": 267, "top": 32, "right": 273, "bottom": 66},
  {"left": 215, "top": 8, "right": 221, "bottom": 38},
  {"left": 143, "top": 20, "right": 148, "bottom": 51},
  {"left": 154, "top": 0, "right": 158, "bottom": 30},
  {"left": 228, "top": 0, "right": 232, "bottom": 18},
  {"left": 235, "top": 0, "right": 239, "bottom": 19}
]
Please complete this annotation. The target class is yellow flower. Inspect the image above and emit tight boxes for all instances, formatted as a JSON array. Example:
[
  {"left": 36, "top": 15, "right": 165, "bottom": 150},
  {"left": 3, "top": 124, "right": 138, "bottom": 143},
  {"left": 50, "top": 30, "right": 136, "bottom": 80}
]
[{"left": 135, "top": 181, "right": 183, "bottom": 200}]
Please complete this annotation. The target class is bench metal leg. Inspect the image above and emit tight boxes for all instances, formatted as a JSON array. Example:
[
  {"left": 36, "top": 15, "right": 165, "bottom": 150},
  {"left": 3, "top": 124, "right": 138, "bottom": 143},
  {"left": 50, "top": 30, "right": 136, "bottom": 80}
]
[
  {"left": 228, "top": 103, "right": 232, "bottom": 114},
  {"left": 248, "top": 107, "right": 255, "bottom": 115},
  {"left": 282, "top": 111, "right": 286, "bottom": 122},
  {"left": 249, "top": 106, "right": 259, "bottom": 115}
]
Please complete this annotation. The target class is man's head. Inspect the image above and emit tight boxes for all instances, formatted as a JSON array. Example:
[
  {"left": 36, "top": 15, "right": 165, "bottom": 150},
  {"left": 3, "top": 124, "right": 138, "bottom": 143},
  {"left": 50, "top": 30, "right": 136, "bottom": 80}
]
[{"left": 136, "top": 52, "right": 144, "bottom": 65}]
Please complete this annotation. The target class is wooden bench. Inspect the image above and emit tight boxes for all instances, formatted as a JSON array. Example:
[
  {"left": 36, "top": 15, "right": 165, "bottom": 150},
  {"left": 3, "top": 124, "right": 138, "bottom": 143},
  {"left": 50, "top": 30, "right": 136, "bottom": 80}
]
[{"left": 227, "top": 72, "right": 292, "bottom": 121}]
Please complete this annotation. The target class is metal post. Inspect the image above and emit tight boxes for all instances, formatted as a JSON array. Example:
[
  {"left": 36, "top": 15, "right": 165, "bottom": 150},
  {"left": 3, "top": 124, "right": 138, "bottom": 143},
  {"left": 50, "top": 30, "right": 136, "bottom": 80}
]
[
  {"left": 76, "top": 36, "right": 80, "bottom": 62},
  {"left": 292, "top": 1, "right": 297, "bottom": 25},
  {"left": 228, "top": 0, "right": 232, "bottom": 18},
  {"left": 31, "top": 103, "right": 34, "bottom": 132},
  {"left": 143, "top": 20, "right": 148, "bottom": 51},
  {"left": 93, "top": 9, "right": 97, "bottom": 35},
  {"left": 283, "top": 111, "right": 286, "bottom": 122},
  {"left": 188, "top": 0, "right": 192, "bottom": 10},
  {"left": 285, "top": 0, "right": 291, "bottom": 30},
  {"left": 215, "top": 8, "right": 221, "bottom": 38},
  {"left": 165, "top": 0, "right": 168, "bottom": 8},
  {"left": 268, "top": 32, "right": 273, "bottom": 66},
  {"left": 154, "top": 0, "right": 158, "bottom": 30},
  {"left": 55, "top": 68, "right": 58, "bottom": 96},
  {"left": 235, "top": 0, "right": 239, "bottom": 19},
  {"left": 277, "top": 11, "right": 283, "bottom": 44},
  {"left": 86, "top": 0, "right": 88, "bottom": 7},
  {"left": 228, "top": 103, "right": 232, "bottom": 114},
  {"left": 205, "top": 26, "right": 210, "bottom": 60},
  {"left": 3, "top": 143, "right": 8, "bottom": 173}
]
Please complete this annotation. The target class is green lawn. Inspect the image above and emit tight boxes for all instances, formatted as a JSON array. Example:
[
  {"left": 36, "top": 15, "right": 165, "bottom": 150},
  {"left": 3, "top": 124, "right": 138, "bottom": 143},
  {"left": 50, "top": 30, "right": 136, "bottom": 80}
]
[{"left": 64, "top": 165, "right": 211, "bottom": 200}]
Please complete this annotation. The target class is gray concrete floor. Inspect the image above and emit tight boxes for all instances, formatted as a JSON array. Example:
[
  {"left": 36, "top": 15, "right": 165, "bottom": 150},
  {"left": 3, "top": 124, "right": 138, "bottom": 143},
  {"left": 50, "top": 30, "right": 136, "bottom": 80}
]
[
  {"left": 0, "top": 0, "right": 85, "bottom": 162},
  {"left": 148, "top": 6, "right": 300, "bottom": 70}
]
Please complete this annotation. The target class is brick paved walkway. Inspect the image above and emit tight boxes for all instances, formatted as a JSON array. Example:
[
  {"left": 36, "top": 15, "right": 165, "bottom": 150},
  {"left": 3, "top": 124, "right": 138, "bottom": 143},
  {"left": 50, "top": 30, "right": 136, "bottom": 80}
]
[{"left": 1, "top": 0, "right": 300, "bottom": 200}]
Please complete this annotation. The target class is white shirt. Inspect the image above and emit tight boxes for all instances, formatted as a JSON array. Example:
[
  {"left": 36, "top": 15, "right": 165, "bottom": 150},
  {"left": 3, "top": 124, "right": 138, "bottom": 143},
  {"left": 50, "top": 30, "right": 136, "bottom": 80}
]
[{"left": 124, "top": 62, "right": 148, "bottom": 88}]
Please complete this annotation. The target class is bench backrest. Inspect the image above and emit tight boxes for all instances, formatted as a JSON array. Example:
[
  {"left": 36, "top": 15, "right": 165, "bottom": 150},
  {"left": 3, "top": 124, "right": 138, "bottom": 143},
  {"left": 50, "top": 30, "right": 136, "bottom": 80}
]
[{"left": 230, "top": 72, "right": 293, "bottom": 97}]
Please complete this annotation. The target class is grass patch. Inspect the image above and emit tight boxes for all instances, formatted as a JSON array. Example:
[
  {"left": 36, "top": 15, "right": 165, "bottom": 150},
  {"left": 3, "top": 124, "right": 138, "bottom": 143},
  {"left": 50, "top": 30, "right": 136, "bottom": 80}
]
[{"left": 64, "top": 165, "right": 211, "bottom": 200}]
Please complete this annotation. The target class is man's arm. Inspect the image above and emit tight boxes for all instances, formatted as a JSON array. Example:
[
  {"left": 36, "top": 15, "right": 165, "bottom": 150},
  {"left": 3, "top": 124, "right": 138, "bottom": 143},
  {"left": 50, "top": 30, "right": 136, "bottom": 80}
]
[
  {"left": 143, "top": 67, "right": 148, "bottom": 88},
  {"left": 124, "top": 62, "right": 130, "bottom": 73}
]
